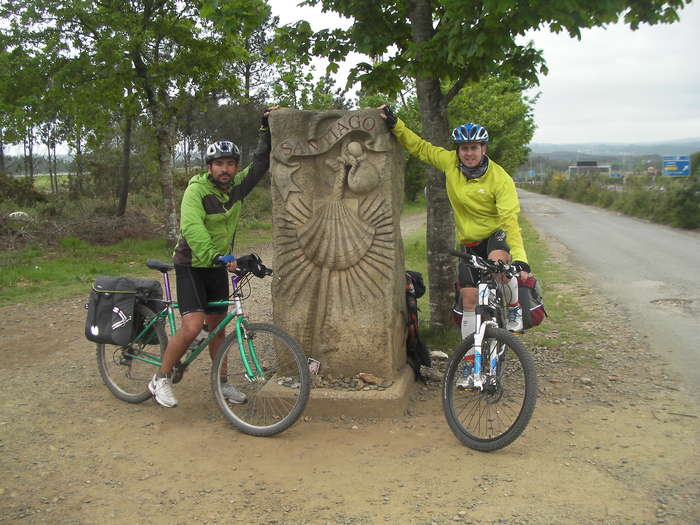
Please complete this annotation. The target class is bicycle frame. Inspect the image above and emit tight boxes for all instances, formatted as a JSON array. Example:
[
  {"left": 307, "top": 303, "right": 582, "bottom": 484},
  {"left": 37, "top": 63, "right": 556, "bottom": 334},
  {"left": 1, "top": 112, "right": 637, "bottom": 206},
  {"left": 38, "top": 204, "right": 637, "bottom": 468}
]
[
  {"left": 125, "top": 269, "right": 266, "bottom": 381},
  {"left": 456, "top": 252, "right": 512, "bottom": 392}
]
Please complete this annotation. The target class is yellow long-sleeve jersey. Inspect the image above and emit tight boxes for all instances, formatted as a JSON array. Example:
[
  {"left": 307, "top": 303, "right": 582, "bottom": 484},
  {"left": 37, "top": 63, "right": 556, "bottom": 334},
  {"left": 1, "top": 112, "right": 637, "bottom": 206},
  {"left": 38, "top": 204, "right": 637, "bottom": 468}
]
[{"left": 392, "top": 118, "right": 528, "bottom": 264}]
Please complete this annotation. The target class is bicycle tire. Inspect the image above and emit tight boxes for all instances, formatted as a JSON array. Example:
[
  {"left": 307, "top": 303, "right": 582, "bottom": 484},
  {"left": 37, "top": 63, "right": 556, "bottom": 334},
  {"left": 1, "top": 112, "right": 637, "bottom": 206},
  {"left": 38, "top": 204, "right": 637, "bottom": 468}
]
[
  {"left": 96, "top": 303, "right": 167, "bottom": 403},
  {"left": 211, "top": 322, "right": 310, "bottom": 437},
  {"left": 442, "top": 325, "right": 537, "bottom": 451}
]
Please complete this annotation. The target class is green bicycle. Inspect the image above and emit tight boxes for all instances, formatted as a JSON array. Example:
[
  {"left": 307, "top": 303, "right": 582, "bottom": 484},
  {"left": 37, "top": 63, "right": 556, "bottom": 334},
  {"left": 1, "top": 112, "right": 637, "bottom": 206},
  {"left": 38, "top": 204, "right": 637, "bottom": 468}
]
[{"left": 95, "top": 254, "right": 311, "bottom": 437}]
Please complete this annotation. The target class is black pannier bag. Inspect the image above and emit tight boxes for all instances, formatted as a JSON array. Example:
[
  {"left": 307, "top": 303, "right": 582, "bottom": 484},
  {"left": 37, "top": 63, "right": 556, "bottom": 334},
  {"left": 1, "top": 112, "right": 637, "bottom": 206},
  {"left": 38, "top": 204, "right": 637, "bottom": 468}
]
[
  {"left": 85, "top": 276, "right": 137, "bottom": 345},
  {"left": 129, "top": 277, "right": 164, "bottom": 345},
  {"left": 405, "top": 270, "right": 426, "bottom": 299},
  {"left": 517, "top": 273, "right": 547, "bottom": 330},
  {"left": 405, "top": 270, "right": 431, "bottom": 380},
  {"left": 85, "top": 277, "right": 163, "bottom": 346}
]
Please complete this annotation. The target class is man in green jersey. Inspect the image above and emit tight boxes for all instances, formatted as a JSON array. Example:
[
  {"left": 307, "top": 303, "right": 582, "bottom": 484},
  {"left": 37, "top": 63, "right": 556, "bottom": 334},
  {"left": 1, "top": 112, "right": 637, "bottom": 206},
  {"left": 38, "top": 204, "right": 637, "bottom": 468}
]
[{"left": 148, "top": 108, "right": 276, "bottom": 408}]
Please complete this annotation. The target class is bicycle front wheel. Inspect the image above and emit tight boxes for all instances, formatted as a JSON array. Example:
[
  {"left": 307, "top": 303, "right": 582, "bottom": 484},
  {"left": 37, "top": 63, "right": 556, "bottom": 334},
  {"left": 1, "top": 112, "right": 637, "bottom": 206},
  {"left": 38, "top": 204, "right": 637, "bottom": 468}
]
[
  {"left": 211, "top": 322, "right": 310, "bottom": 437},
  {"left": 96, "top": 303, "right": 166, "bottom": 403},
  {"left": 442, "top": 326, "right": 537, "bottom": 451}
]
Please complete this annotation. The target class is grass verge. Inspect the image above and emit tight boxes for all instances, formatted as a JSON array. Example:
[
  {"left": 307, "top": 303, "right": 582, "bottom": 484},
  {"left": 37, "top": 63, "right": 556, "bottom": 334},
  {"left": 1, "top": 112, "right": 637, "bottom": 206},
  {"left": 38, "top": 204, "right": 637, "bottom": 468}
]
[
  {"left": 0, "top": 229, "right": 271, "bottom": 307},
  {"left": 2, "top": 187, "right": 425, "bottom": 307}
]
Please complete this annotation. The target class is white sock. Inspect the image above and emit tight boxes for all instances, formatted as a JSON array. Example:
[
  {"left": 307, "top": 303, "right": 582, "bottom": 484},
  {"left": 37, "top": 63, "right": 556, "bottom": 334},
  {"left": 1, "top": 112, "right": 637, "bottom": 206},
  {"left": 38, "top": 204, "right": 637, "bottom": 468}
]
[
  {"left": 461, "top": 311, "right": 476, "bottom": 339},
  {"left": 506, "top": 276, "right": 519, "bottom": 307}
]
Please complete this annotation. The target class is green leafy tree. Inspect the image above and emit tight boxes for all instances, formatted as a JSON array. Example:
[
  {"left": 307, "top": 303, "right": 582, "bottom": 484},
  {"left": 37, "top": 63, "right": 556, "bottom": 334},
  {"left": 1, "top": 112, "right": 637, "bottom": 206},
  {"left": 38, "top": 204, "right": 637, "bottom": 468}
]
[
  {"left": 230, "top": 15, "right": 279, "bottom": 101},
  {"left": 271, "top": 64, "right": 350, "bottom": 110},
  {"left": 2, "top": 0, "right": 269, "bottom": 244},
  {"left": 280, "top": 0, "right": 690, "bottom": 327},
  {"left": 690, "top": 151, "right": 700, "bottom": 178},
  {"left": 0, "top": 43, "right": 46, "bottom": 180},
  {"left": 448, "top": 77, "right": 537, "bottom": 175}
]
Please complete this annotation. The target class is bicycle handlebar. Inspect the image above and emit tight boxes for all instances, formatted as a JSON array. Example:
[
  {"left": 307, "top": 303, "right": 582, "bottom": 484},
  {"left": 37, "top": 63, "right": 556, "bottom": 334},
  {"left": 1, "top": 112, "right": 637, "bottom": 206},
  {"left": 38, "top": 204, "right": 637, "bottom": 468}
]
[
  {"left": 449, "top": 250, "right": 516, "bottom": 278},
  {"left": 145, "top": 254, "right": 272, "bottom": 278},
  {"left": 233, "top": 253, "right": 273, "bottom": 279}
]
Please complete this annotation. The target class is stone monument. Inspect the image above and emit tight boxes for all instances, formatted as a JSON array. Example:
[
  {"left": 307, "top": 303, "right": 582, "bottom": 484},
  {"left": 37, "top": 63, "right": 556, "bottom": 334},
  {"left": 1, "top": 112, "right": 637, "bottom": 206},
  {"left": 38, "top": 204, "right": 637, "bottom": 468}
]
[{"left": 269, "top": 108, "right": 406, "bottom": 380}]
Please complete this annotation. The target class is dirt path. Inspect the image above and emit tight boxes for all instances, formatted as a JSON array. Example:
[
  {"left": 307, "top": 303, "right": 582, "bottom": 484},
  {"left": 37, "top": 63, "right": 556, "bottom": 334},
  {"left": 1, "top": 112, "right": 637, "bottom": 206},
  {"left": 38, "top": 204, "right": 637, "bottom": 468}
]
[{"left": 1, "top": 215, "right": 698, "bottom": 524}]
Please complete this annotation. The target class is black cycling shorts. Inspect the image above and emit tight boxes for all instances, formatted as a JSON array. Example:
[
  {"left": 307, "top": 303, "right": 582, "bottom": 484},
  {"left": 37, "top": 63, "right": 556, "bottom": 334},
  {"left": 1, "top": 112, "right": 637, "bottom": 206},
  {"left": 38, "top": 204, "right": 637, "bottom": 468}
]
[
  {"left": 457, "top": 229, "right": 510, "bottom": 288},
  {"left": 175, "top": 265, "right": 229, "bottom": 316}
]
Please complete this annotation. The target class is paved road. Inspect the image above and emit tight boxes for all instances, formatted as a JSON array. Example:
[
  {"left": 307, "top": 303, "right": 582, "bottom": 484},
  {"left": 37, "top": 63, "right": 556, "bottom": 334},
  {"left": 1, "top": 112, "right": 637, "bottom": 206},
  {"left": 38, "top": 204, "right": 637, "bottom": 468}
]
[{"left": 519, "top": 189, "right": 700, "bottom": 397}]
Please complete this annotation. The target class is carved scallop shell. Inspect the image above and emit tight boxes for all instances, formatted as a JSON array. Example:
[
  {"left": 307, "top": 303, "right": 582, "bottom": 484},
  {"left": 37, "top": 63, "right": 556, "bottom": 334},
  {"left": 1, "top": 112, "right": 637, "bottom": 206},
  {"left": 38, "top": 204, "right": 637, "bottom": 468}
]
[{"left": 297, "top": 199, "right": 375, "bottom": 270}]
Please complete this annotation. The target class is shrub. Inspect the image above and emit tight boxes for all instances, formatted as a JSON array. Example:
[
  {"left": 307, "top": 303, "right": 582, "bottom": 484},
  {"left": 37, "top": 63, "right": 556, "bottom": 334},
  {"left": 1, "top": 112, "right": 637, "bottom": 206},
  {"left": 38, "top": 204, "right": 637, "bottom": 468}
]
[
  {"left": 596, "top": 189, "right": 617, "bottom": 209},
  {"left": 521, "top": 173, "right": 699, "bottom": 230},
  {"left": 0, "top": 172, "right": 47, "bottom": 205},
  {"left": 666, "top": 178, "right": 700, "bottom": 229},
  {"left": 59, "top": 236, "right": 90, "bottom": 251}
]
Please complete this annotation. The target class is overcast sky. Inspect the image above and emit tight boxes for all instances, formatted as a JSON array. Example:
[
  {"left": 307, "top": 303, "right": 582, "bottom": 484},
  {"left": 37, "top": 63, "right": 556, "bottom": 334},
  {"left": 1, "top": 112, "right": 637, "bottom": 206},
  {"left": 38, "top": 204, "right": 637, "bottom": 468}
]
[{"left": 268, "top": 0, "right": 700, "bottom": 145}]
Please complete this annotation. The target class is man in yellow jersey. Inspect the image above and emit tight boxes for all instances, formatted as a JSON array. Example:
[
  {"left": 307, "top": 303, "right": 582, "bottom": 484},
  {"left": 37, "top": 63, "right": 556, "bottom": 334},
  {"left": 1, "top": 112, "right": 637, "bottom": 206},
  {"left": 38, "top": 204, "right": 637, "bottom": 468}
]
[{"left": 379, "top": 105, "right": 530, "bottom": 349}]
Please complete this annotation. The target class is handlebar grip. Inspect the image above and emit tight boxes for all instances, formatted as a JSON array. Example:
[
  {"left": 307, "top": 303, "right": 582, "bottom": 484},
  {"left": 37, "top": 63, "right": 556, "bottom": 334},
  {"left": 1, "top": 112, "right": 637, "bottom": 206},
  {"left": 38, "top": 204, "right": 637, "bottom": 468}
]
[{"left": 449, "top": 249, "right": 466, "bottom": 258}]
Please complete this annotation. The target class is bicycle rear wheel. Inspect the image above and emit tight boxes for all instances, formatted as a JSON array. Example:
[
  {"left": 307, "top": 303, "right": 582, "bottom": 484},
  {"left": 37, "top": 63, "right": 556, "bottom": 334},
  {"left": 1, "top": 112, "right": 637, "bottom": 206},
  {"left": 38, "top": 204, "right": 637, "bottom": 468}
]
[
  {"left": 442, "top": 325, "right": 537, "bottom": 451},
  {"left": 96, "top": 303, "right": 167, "bottom": 403},
  {"left": 211, "top": 322, "right": 310, "bottom": 437}
]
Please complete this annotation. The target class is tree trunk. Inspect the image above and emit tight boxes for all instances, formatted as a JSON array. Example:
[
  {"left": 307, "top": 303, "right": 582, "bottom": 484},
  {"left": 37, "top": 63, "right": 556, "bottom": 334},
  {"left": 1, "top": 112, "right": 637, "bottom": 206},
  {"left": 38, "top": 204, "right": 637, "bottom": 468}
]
[
  {"left": 131, "top": 50, "right": 178, "bottom": 245},
  {"left": 116, "top": 113, "right": 133, "bottom": 217},
  {"left": 24, "top": 128, "right": 35, "bottom": 181},
  {"left": 156, "top": 119, "right": 178, "bottom": 245},
  {"left": 184, "top": 135, "right": 191, "bottom": 176},
  {"left": 48, "top": 134, "right": 58, "bottom": 194},
  {"left": 0, "top": 133, "right": 6, "bottom": 175},
  {"left": 49, "top": 144, "right": 55, "bottom": 194},
  {"left": 51, "top": 141, "right": 58, "bottom": 193},
  {"left": 408, "top": 0, "right": 457, "bottom": 329},
  {"left": 70, "top": 130, "right": 85, "bottom": 197}
]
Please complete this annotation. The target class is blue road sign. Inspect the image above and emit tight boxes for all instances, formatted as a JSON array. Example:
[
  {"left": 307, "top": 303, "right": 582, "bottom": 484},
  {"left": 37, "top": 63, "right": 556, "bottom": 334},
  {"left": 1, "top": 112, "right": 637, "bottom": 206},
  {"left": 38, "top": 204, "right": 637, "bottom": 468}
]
[
  {"left": 662, "top": 155, "right": 690, "bottom": 176},
  {"left": 611, "top": 172, "right": 621, "bottom": 178},
  {"left": 527, "top": 169, "right": 536, "bottom": 177}
]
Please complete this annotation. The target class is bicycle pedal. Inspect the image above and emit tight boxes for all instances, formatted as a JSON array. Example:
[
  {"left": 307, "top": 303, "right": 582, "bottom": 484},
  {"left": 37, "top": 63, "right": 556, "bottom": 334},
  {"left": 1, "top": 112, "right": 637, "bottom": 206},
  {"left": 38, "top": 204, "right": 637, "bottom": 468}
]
[{"left": 171, "top": 364, "right": 187, "bottom": 384}]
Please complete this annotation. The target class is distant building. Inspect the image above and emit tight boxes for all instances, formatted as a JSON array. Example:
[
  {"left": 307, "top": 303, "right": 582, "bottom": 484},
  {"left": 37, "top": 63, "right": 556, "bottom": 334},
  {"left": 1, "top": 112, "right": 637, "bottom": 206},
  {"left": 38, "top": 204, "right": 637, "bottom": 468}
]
[{"left": 567, "top": 161, "right": 611, "bottom": 178}]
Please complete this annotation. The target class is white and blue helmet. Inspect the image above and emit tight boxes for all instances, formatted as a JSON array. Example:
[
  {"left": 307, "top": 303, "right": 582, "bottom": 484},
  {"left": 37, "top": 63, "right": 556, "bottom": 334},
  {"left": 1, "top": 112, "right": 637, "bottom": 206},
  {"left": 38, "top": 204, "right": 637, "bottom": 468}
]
[
  {"left": 206, "top": 140, "right": 241, "bottom": 164},
  {"left": 451, "top": 123, "right": 489, "bottom": 144}
]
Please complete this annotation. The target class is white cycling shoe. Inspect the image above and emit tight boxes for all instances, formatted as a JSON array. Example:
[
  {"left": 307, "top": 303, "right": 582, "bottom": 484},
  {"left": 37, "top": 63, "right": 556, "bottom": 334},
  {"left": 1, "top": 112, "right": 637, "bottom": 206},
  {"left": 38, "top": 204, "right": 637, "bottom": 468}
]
[
  {"left": 506, "top": 305, "right": 524, "bottom": 333},
  {"left": 149, "top": 374, "right": 178, "bottom": 408},
  {"left": 221, "top": 383, "right": 247, "bottom": 404}
]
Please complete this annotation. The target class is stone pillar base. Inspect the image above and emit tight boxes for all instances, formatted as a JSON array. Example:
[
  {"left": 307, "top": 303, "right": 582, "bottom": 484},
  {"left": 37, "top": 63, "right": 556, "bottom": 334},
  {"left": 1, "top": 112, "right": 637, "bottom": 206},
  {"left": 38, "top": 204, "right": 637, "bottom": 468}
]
[{"left": 304, "top": 365, "right": 416, "bottom": 418}]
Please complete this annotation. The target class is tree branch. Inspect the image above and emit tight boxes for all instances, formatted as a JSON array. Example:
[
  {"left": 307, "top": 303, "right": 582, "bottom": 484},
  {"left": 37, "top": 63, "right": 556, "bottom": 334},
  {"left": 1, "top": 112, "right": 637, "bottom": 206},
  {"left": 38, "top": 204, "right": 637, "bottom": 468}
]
[{"left": 444, "top": 72, "right": 469, "bottom": 106}]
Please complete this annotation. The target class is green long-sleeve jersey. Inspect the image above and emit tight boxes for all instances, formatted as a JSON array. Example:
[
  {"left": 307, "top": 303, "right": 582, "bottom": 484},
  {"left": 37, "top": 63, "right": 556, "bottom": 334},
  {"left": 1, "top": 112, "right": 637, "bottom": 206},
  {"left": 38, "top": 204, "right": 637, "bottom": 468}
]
[{"left": 172, "top": 132, "right": 270, "bottom": 267}]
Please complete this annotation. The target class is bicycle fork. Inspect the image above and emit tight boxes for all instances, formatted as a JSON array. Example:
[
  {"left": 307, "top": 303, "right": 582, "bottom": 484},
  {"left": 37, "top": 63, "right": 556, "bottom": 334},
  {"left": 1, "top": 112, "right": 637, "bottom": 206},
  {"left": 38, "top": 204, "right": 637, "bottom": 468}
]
[{"left": 468, "top": 283, "right": 500, "bottom": 391}]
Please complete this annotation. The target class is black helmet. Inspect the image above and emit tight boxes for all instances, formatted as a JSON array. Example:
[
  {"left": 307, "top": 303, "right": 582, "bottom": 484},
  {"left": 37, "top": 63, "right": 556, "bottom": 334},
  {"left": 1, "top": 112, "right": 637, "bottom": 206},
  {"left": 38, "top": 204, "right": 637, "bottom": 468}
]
[{"left": 206, "top": 140, "right": 241, "bottom": 164}]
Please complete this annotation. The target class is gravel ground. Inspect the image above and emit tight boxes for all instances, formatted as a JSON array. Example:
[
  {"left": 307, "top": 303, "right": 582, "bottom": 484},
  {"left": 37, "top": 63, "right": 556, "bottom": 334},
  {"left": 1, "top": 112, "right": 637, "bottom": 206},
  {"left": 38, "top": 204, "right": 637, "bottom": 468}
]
[{"left": 1, "top": 214, "right": 698, "bottom": 524}]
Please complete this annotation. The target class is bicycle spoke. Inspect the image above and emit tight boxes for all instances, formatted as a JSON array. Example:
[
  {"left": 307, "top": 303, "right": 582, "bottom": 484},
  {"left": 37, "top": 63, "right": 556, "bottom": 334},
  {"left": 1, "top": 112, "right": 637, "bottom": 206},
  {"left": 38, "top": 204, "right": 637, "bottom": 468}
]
[
  {"left": 443, "top": 327, "right": 537, "bottom": 451},
  {"left": 212, "top": 323, "right": 310, "bottom": 437},
  {"left": 97, "top": 304, "right": 166, "bottom": 404}
]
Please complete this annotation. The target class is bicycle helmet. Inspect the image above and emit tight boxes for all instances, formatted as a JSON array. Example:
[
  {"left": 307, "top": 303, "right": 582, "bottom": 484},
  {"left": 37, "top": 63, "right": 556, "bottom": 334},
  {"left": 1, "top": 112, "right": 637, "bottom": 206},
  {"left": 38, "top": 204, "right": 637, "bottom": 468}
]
[
  {"left": 451, "top": 123, "right": 489, "bottom": 144},
  {"left": 206, "top": 140, "right": 241, "bottom": 164}
]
